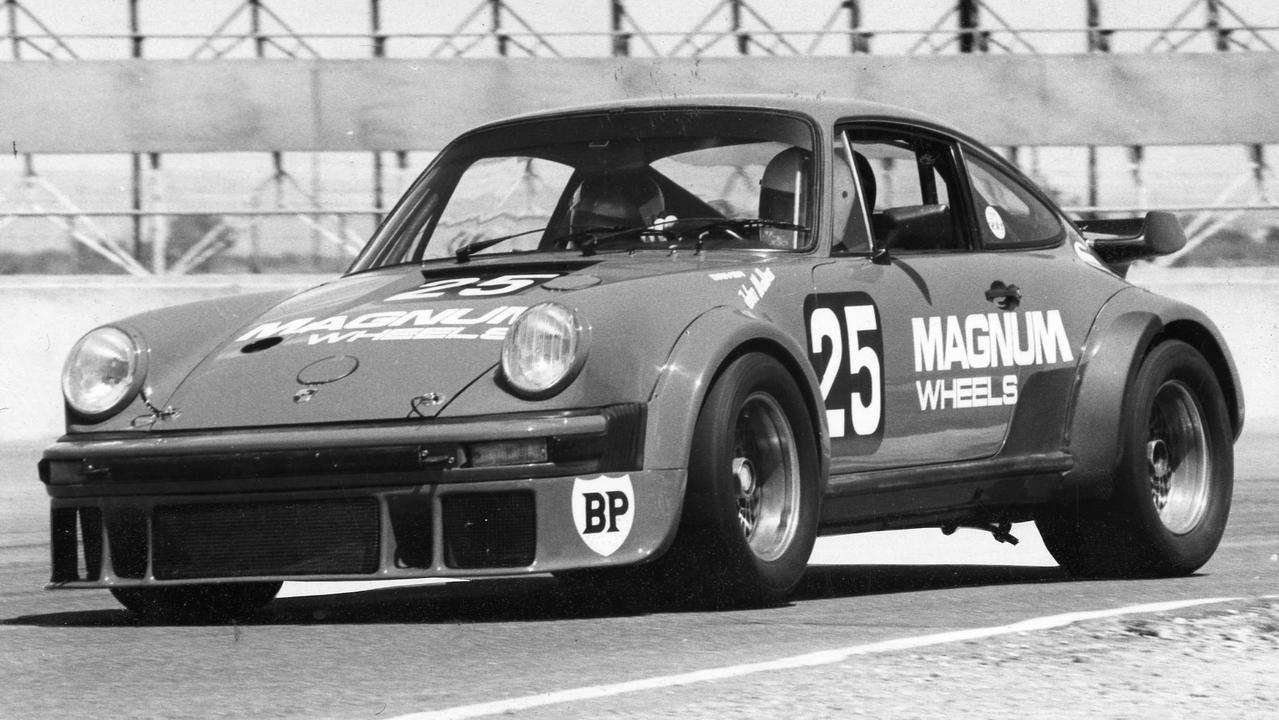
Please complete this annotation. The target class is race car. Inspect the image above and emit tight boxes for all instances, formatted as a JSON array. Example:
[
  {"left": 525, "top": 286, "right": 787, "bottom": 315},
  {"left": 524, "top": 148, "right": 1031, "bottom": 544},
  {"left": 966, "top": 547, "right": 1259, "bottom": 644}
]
[{"left": 40, "top": 96, "right": 1243, "bottom": 619}]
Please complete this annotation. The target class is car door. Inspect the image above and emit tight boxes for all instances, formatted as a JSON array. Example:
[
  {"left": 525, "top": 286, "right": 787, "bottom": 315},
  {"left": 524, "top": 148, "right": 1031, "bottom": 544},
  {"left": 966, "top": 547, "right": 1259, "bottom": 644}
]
[{"left": 810, "top": 124, "right": 1026, "bottom": 471}]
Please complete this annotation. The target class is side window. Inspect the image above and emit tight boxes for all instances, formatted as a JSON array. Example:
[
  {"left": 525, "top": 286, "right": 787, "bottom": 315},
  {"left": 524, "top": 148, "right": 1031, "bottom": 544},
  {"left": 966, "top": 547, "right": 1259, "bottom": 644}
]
[
  {"left": 965, "top": 153, "right": 1065, "bottom": 248},
  {"left": 843, "top": 129, "right": 968, "bottom": 253}
]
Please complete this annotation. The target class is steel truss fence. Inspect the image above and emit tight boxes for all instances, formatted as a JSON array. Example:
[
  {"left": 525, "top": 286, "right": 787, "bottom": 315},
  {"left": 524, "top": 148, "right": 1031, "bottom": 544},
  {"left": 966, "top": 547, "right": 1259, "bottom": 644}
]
[{"left": 3, "top": 0, "right": 1277, "bottom": 273}]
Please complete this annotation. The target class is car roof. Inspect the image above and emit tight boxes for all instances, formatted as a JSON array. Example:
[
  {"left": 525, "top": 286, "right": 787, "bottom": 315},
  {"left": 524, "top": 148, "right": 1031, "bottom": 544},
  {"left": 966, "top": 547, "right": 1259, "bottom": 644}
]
[{"left": 474, "top": 94, "right": 958, "bottom": 139}]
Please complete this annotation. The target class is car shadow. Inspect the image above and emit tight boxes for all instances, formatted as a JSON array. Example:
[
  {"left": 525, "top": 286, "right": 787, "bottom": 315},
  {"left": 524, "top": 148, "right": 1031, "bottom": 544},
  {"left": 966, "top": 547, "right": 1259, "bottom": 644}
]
[
  {"left": 797, "top": 563, "right": 1068, "bottom": 600},
  {"left": 5, "top": 563, "right": 1074, "bottom": 628}
]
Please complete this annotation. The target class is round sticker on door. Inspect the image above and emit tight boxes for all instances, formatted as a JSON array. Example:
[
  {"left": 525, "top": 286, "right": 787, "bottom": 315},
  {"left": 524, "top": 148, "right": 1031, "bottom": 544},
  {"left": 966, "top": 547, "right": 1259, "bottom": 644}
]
[{"left": 985, "top": 206, "right": 1007, "bottom": 240}]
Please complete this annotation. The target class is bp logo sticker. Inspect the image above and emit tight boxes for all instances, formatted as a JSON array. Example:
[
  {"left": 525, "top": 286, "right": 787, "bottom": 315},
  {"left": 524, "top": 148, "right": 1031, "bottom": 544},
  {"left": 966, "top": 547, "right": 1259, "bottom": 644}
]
[{"left": 571, "top": 474, "right": 634, "bottom": 556}]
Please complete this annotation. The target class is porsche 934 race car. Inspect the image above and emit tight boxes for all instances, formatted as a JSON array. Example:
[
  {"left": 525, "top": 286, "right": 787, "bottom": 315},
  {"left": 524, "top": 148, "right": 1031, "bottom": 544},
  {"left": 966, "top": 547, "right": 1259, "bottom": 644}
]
[{"left": 40, "top": 96, "right": 1243, "bottom": 618}]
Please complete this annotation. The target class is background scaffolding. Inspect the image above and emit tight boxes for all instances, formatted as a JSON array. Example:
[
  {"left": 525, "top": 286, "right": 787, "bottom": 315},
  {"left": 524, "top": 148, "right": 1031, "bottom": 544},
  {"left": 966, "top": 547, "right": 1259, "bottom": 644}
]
[{"left": 2, "top": 0, "right": 1277, "bottom": 274}]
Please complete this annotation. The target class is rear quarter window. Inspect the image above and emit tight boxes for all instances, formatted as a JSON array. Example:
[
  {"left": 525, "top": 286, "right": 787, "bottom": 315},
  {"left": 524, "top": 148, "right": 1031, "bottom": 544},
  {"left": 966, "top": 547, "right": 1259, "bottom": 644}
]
[{"left": 966, "top": 153, "right": 1064, "bottom": 248}]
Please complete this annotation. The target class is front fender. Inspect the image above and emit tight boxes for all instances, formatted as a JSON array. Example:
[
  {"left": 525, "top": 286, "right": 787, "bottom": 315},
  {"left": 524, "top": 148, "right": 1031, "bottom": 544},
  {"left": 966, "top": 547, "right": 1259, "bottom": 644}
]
[
  {"left": 1066, "top": 286, "right": 1243, "bottom": 496},
  {"left": 64, "top": 289, "right": 300, "bottom": 433},
  {"left": 643, "top": 305, "right": 830, "bottom": 488}
]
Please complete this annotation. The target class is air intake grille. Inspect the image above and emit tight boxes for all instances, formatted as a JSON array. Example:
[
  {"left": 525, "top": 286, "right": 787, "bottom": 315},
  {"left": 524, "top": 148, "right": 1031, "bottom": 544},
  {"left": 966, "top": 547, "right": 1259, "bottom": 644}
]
[
  {"left": 152, "top": 499, "right": 380, "bottom": 580},
  {"left": 442, "top": 492, "right": 536, "bottom": 569}
]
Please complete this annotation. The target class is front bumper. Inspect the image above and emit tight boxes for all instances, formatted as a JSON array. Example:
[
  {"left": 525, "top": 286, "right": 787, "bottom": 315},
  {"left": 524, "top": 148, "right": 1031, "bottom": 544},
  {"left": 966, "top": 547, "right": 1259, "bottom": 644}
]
[{"left": 40, "top": 404, "right": 686, "bottom": 588}]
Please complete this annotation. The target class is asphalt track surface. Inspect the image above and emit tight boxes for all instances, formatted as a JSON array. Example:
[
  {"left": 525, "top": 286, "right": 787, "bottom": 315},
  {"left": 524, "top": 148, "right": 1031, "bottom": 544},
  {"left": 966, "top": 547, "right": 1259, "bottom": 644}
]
[{"left": 2, "top": 426, "right": 1276, "bottom": 720}]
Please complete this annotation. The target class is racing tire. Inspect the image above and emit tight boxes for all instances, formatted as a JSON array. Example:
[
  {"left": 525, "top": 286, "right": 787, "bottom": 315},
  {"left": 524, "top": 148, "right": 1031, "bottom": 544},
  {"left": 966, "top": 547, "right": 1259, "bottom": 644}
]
[
  {"left": 655, "top": 352, "right": 820, "bottom": 607},
  {"left": 1037, "top": 340, "right": 1233, "bottom": 578},
  {"left": 110, "top": 582, "right": 282, "bottom": 622}
]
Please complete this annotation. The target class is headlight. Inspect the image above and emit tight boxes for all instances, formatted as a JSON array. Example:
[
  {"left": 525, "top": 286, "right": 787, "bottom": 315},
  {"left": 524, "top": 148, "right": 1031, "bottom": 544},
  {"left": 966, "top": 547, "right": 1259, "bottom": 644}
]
[
  {"left": 62, "top": 326, "right": 146, "bottom": 420},
  {"left": 500, "top": 303, "right": 587, "bottom": 398}
]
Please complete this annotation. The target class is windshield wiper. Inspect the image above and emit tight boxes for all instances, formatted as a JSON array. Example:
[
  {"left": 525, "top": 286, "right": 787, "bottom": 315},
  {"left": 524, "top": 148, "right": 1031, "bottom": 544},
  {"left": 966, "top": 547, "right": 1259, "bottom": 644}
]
[
  {"left": 657, "top": 217, "right": 811, "bottom": 253},
  {"left": 678, "top": 217, "right": 810, "bottom": 235},
  {"left": 453, "top": 226, "right": 550, "bottom": 263},
  {"left": 546, "top": 225, "right": 662, "bottom": 256},
  {"left": 451, "top": 217, "right": 809, "bottom": 263},
  {"left": 453, "top": 222, "right": 657, "bottom": 262}
]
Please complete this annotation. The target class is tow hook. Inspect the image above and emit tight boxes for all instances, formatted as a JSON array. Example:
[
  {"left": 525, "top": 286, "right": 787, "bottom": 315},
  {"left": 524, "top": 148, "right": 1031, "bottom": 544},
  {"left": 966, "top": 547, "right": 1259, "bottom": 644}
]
[
  {"left": 942, "top": 520, "right": 1020, "bottom": 546},
  {"left": 130, "top": 388, "right": 180, "bottom": 428}
]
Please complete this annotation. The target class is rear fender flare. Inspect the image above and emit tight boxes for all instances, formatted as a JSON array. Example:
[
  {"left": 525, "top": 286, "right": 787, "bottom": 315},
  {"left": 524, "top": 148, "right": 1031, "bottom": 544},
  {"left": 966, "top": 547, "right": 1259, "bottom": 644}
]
[{"left": 1067, "top": 287, "right": 1242, "bottom": 496}]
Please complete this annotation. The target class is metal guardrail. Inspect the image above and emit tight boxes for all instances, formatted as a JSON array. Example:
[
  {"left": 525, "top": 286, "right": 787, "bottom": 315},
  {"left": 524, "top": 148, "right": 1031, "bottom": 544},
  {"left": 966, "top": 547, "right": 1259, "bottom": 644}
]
[
  {"left": 3, "top": 0, "right": 1277, "bottom": 60},
  {"left": 3, "top": 27, "right": 1278, "bottom": 59},
  {"left": 1, "top": 209, "right": 383, "bottom": 217},
  {"left": 0, "top": 208, "right": 378, "bottom": 275},
  {"left": 5, "top": 203, "right": 1277, "bottom": 275},
  {"left": 7, "top": 204, "right": 1279, "bottom": 218}
]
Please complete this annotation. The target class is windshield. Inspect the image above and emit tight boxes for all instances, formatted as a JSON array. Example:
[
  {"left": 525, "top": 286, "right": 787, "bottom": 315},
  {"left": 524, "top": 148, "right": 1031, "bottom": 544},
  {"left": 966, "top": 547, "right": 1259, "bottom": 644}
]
[{"left": 349, "top": 108, "right": 816, "bottom": 272}]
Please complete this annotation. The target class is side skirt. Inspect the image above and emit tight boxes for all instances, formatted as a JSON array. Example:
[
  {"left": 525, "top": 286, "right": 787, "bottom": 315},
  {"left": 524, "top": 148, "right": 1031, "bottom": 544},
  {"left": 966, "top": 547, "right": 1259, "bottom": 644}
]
[{"left": 818, "top": 451, "right": 1074, "bottom": 535}]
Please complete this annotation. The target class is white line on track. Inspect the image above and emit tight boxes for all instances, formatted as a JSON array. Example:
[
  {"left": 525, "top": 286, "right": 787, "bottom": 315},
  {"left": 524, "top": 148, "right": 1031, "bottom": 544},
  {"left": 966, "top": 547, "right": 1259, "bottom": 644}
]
[{"left": 386, "top": 596, "right": 1243, "bottom": 720}]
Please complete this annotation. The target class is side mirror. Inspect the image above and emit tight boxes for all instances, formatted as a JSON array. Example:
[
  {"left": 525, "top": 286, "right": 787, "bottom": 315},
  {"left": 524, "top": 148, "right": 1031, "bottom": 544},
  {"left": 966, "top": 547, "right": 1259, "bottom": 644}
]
[{"left": 1075, "top": 211, "right": 1187, "bottom": 276}]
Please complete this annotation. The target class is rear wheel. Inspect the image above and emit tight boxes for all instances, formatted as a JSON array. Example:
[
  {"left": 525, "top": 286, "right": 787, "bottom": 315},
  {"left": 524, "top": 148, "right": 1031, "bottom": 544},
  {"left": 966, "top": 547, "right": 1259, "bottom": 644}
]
[
  {"left": 111, "top": 582, "right": 282, "bottom": 622},
  {"left": 1038, "top": 340, "right": 1233, "bottom": 577},
  {"left": 657, "top": 353, "right": 820, "bottom": 606}
]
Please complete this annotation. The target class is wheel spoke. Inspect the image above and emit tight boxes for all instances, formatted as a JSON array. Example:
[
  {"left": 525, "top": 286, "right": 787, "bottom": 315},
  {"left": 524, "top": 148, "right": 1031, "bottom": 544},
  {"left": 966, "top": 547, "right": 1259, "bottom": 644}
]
[
  {"left": 729, "top": 392, "right": 801, "bottom": 561},
  {"left": 1148, "top": 380, "right": 1210, "bottom": 534}
]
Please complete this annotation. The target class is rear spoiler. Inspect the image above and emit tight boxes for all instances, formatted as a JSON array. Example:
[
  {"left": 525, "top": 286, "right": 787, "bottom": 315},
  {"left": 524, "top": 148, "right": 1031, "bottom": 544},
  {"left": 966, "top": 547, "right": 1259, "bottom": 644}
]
[{"left": 1074, "top": 211, "right": 1187, "bottom": 277}]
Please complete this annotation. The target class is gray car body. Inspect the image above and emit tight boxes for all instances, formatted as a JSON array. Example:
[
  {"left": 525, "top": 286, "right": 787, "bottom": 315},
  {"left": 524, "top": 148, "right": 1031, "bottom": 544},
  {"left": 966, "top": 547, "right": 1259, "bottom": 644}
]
[{"left": 39, "top": 96, "right": 1243, "bottom": 588}]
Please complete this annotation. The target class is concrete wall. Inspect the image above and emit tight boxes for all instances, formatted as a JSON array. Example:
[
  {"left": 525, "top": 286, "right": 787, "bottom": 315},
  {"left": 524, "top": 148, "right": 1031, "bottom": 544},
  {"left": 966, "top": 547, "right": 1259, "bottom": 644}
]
[
  {"left": 5, "top": 53, "right": 1279, "bottom": 153},
  {"left": 0, "top": 275, "right": 322, "bottom": 445},
  {"left": 1, "top": 268, "right": 1275, "bottom": 447},
  {"left": 1126, "top": 266, "right": 1279, "bottom": 434}
]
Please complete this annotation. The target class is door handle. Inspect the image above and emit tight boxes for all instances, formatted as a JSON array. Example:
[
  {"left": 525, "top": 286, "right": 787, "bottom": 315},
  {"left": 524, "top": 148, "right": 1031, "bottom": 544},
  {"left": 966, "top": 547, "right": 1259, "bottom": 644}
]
[{"left": 985, "top": 282, "right": 1021, "bottom": 309}]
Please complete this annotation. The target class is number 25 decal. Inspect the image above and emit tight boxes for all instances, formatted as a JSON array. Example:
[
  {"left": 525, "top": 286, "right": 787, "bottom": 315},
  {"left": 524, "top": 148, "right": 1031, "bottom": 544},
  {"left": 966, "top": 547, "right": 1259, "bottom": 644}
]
[
  {"left": 805, "top": 293, "right": 884, "bottom": 451},
  {"left": 385, "top": 273, "right": 562, "bottom": 302}
]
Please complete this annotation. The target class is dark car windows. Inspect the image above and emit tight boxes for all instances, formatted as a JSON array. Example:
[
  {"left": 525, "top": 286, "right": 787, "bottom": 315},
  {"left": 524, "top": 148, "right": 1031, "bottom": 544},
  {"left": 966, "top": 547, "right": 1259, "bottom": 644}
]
[
  {"left": 832, "top": 139, "right": 872, "bottom": 254},
  {"left": 965, "top": 153, "right": 1065, "bottom": 248},
  {"left": 837, "top": 128, "right": 968, "bottom": 254},
  {"left": 424, "top": 157, "right": 575, "bottom": 260},
  {"left": 349, "top": 110, "right": 818, "bottom": 272}
]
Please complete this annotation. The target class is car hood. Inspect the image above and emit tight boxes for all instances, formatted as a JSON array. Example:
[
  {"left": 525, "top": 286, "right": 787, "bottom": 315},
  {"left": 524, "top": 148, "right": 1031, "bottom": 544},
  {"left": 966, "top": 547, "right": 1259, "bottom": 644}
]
[{"left": 142, "top": 254, "right": 773, "bottom": 431}]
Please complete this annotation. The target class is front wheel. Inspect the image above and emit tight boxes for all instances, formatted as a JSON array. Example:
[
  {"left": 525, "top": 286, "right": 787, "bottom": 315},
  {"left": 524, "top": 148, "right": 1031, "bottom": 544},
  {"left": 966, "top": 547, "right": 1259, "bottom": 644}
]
[
  {"left": 657, "top": 353, "right": 820, "bottom": 606},
  {"left": 1038, "top": 340, "right": 1233, "bottom": 577},
  {"left": 111, "top": 582, "right": 282, "bottom": 622}
]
